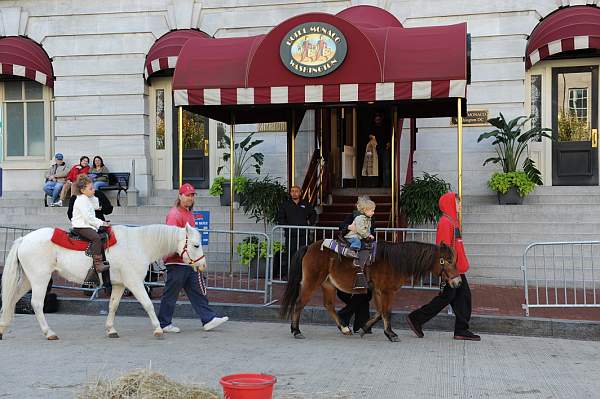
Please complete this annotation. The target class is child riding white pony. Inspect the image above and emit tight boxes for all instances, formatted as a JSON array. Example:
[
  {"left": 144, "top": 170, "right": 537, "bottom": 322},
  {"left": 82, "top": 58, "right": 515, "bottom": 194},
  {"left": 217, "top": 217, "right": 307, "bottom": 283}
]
[{"left": 0, "top": 223, "right": 205, "bottom": 340}]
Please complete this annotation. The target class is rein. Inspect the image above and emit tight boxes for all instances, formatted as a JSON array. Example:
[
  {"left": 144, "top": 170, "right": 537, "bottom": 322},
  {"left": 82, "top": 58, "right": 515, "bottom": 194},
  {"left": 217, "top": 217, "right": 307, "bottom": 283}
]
[{"left": 180, "top": 234, "right": 205, "bottom": 265}]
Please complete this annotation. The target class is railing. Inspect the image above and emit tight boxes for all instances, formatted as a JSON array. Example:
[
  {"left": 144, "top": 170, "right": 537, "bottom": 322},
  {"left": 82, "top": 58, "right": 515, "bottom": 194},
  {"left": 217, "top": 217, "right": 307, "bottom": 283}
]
[
  {"left": 522, "top": 241, "right": 600, "bottom": 316},
  {"left": 0, "top": 226, "right": 34, "bottom": 269},
  {"left": 301, "top": 149, "right": 327, "bottom": 206}
]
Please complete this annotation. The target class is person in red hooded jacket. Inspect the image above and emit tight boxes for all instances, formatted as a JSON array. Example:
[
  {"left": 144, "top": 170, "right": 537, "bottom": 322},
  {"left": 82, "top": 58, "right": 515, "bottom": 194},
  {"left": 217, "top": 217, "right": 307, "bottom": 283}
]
[{"left": 406, "top": 192, "right": 481, "bottom": 341}]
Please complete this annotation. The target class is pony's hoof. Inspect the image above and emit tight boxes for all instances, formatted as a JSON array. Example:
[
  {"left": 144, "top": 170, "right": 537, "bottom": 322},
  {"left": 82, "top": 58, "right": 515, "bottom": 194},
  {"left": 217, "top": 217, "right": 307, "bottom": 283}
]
[
  {"left": 47, "top": 335, "right": 59, "bottom": 341},
  {"left": 385, "top": 334, "right": 399, "bottom": 343},
  {"left": 154, "top": 331, "right": 164, "bottom": 339},
  {"left": 359, "top": 328, "right": 368, "bottom": 338},
  {"left": 341, "top": 326, "right": 352, "bottom": 336},
  {"left": 293, "top": 333, "right": 305, "bottom": 339},
  {"left": 108, "top": 332, "right": 119, "bottom": 339}
]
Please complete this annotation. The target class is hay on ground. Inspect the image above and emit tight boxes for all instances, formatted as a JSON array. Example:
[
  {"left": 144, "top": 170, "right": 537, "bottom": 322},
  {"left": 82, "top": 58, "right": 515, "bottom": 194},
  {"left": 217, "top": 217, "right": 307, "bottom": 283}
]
[{"left": 78, "top": 368, "right": 220, "bottom": 399}]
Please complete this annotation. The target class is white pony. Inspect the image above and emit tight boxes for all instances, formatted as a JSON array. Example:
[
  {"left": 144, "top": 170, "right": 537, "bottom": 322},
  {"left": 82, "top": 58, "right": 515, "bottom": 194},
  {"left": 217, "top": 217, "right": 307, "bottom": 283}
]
[{"left": 0, "top": 223, "right": 205, "bottom": 340}]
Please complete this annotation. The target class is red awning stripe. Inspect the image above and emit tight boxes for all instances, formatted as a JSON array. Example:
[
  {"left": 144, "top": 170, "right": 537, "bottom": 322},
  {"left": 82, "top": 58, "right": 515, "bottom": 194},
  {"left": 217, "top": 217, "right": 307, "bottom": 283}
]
[
  {"left": 144, "top": 29, "right": 209, "bottom": 79},
  {"left": 0, "top": 62, "right": 52, "bottom": 87},
  {"left": 145, "top": 55, "right": 178, "bottom": 78},
  {"left": 174, "top": 80, "right": 467, "bottom": 106},
  {"left": 0, "top": 37, "right": 54, "bottom": 87},
  {"left": 525, "top": 6, "right": 600, "bottom": 69},
  {"left": 527, "top": 35, "right": 599, "bottom": 68}
]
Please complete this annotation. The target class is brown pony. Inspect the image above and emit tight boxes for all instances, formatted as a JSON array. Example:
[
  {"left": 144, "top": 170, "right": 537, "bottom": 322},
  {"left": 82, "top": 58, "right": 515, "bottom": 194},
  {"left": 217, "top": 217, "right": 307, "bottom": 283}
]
[{"left": 279, "top": 240, "right": 460, "bottom": 342}]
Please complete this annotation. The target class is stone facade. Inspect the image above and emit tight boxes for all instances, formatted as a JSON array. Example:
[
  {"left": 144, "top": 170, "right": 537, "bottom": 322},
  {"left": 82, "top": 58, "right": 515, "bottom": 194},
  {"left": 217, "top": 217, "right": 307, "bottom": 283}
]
[{"left": 0, "top": 0, "right": 599, "bottom": 199}]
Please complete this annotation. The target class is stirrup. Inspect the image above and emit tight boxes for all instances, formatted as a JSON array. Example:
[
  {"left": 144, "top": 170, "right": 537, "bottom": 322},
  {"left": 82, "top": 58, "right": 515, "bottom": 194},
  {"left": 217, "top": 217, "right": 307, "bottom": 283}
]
[
  {"left": 353, "top": 272, "right": 368, "bottom": 290},
  {"left": 84, "top": 267, "right": 100, "bottom": 286}
]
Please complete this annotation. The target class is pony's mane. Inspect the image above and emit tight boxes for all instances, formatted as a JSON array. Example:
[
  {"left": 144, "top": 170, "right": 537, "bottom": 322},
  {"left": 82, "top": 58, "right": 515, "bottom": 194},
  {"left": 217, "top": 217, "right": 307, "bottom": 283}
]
[{"left": 377, "top": 241, "right": 439, "bottom": 280}]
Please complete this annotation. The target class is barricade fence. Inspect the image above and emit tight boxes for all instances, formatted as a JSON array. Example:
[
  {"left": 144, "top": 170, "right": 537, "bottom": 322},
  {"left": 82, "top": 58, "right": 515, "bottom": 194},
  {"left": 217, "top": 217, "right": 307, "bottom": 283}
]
[
  {"left": 269, "top": 225, "right": 440, "bottom": 291},
  {"left": 0, "top": 225, "right": 270, "bottom": 303},
  {"left": 522, "top": 241, "right": 600, "bottom": 316}
]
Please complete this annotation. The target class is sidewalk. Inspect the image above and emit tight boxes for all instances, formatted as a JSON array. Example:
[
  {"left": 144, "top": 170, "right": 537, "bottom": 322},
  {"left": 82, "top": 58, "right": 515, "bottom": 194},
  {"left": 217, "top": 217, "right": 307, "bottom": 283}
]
[{"left": 53, "top": 282, "right": 600, "bottom": 321}]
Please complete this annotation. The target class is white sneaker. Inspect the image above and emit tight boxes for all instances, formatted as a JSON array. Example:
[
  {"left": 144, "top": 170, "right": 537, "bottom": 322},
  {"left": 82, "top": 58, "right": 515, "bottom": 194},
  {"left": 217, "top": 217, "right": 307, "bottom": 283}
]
[
  {"left": 162, "top": 324, "right": 180, "bottom": 333},
  {"left": 53, "top": 200, "right": 62, "bottom": 207},
  {"left": 203, "top": 316, "right": 228, "bottom": 331}
]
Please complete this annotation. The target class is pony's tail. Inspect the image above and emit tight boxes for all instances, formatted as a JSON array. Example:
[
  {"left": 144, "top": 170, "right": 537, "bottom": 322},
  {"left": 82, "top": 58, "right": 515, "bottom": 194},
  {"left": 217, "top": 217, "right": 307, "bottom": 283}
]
[
  {"left": 0, "top": 237, "right": 25, "bottom": 339},
  {"left": 279, "top": 245, "right": 308, "bottom": 320}
]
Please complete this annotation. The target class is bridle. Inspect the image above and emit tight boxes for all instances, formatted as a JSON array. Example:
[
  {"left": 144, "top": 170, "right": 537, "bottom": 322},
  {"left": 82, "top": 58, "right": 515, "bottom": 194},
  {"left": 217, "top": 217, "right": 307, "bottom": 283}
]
[{"left": 180, "top": 234, "right": 205, "bottom": 265}]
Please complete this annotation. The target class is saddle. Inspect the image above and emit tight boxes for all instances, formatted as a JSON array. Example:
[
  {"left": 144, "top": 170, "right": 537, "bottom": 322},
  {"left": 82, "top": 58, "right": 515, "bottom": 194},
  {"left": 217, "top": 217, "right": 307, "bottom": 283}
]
[
  {"left": 321, "top": 238, "right": 376, "bottom": 293},
  {"left": 51, "top": 227, "right": 117, "bottom": 256}
]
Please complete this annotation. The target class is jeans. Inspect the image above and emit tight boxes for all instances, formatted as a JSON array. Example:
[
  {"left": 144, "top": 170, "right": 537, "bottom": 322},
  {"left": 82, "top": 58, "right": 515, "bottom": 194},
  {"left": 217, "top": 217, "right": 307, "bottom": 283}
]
[
  {"left": 43, "top": 181, "right": 64, "bottom": 203},
  {"left": 347, "top": 237, "right": 362, "bottom": 250},
  {"left": 409, "top": 274, "right": 472, "bottom": 334},
  {"left": 158, "top": 264, "right": 216, "bottom": 328},
  {"left": 93, "top": 181, "right": 108, "bottom": 190}
]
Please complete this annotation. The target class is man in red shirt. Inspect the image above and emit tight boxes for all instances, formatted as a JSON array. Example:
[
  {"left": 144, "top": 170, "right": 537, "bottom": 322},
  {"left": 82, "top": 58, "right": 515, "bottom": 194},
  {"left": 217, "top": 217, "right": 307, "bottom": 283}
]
[
  {"left": 157, "top": 183, "right": 228, "bottom": 333},
  {"left": 406, "top": 192, "right": 480, "bottom": 341}
]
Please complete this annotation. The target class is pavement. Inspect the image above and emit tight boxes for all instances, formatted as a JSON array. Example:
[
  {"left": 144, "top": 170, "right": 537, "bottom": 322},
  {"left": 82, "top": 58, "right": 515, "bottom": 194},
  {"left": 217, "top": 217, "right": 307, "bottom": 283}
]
[{"left": 2, "top": 314, "right": 600, "bottom": 399}]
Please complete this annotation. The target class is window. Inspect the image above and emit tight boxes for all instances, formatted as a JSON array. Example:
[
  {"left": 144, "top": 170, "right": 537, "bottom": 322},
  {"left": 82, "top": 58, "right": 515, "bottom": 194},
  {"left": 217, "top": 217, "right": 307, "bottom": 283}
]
[
  {"left": 568, "top": 88, "right": 588, "bottom": 120},
  {"left": 3, "top": 80, "right": 46, "bottom": 157},
  {"left": 155, "top": 89, "right": 165, "bottom": 150}
]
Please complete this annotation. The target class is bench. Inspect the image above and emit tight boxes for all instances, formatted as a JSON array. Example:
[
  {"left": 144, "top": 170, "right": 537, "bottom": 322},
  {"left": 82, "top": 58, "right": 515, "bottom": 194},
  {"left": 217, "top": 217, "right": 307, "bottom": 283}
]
[
  {"left": 44, "top": 172, "right": 130, "bottom": 207},
  {"left": 97, "top": 172, "right": 130, "bottom": 206}
]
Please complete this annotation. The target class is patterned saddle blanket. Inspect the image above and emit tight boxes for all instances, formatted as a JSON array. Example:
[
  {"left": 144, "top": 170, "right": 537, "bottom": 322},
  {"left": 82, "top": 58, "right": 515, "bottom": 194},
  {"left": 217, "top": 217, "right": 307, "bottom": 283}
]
[{"left": 321, "top": 239, "right": 377, "bottom": 260}]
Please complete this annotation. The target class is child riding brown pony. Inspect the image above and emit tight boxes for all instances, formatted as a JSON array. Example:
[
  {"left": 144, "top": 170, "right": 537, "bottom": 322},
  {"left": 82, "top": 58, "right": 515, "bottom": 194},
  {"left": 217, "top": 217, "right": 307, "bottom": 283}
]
[{"left": 280, "top": 240, "right": 461, "bottom": 342}]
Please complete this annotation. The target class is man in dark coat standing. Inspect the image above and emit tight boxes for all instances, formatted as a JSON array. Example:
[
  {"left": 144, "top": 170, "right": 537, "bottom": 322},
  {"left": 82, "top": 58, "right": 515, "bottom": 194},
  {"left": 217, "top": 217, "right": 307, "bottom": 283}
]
[{"left": 276, "top": 185, "right": 316, "bottom": 278}]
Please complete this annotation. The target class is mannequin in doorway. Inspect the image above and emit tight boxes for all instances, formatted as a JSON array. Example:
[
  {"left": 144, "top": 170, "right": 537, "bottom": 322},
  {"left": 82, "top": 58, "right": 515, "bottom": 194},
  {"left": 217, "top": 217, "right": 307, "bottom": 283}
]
[{"left": 362, "top": 134, "right": 379, "bottom": 185}]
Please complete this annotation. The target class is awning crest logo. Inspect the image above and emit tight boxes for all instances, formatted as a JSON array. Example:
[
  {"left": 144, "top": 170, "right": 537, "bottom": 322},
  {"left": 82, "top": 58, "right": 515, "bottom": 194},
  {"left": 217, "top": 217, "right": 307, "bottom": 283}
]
[{"left": 280, "top": 22, "right": 347, "bottom": 78}]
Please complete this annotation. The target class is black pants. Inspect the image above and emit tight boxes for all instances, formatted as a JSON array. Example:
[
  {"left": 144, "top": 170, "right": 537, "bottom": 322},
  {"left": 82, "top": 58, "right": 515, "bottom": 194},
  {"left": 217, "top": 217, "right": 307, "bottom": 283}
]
[
  {"left": 337, "top": 289, "right": 372, "bottom": 332},
  {"left": 409, "top": 274, "right": 472, "bottom": 334},
  {"left": 72, "top": 227, "right": 102, "bottom": 256}
]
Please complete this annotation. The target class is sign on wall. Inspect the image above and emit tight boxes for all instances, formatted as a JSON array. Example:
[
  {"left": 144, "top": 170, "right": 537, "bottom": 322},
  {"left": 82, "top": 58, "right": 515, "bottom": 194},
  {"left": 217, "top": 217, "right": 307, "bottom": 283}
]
[
  {"left": 450, "top": 110, "right": 489, "bottom": 126},
  {"left": 280, "top": 22, "right": 347, "bottom": 78},
  {"left": 193, "top": 210, "right": 210, "bottom": 245}
]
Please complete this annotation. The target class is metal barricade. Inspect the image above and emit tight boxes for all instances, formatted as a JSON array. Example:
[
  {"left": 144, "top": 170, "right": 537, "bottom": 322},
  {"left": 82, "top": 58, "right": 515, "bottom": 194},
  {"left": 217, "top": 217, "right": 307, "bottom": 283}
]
[
  {"left": 522, "top": 241, "right": 600, "bottom": 316},
  {"left": 199, "top": 229, "right": 271, "bottom": 303},
  {"left": 270, "top": 225, "right": 338, "bottom": 285},
  {"left": 0, "top": 225, "right": 34, "bottom": 269}
]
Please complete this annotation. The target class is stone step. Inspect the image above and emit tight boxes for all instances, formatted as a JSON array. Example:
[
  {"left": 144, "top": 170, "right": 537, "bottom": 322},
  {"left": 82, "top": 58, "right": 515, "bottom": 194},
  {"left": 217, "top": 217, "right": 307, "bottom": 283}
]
[
  {"left": 463, "top": 231, "right": 600, "bottom": 244},
  {"left": 464, "top": 222, "right": 600, "bottom": 235}
]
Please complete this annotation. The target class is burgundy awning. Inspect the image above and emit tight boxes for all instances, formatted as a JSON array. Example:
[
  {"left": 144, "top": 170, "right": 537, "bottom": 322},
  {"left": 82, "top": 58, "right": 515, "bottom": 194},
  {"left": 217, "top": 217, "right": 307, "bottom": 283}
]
[
  {"left": 173, "top": 8, "right": 467, "bottom": 109},
  {"left": 0, "top": 36, "right": 54, "bottom": 87},
  {"left": 336, "top": 5, "right": 402, "bottom": 28},
  {"left": 145, "top": 29, "right": 209, "bottom": 79},
  {"left": 526, "top": 5, "right": 600, "bottom": 69}
]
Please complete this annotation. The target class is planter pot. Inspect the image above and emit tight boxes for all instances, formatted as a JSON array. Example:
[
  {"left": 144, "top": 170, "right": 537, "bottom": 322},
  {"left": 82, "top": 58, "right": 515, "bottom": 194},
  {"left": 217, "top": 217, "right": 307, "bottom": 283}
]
[
  {"left": 249, "top": 257, "right": 267, "bottom": 278},
  {"left": 220, "top": 182, "right": 240, "bottom": 206},
  {"left": 497, "top": 187, "right": 523, "bottom": 205}
]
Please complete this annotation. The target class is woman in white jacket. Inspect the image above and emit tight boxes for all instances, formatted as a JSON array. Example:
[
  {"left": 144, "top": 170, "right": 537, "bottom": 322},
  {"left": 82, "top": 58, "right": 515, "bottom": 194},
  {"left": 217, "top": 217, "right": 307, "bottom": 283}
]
[{"left": 71, "top": 174, "right": 110, "bottom": 285}]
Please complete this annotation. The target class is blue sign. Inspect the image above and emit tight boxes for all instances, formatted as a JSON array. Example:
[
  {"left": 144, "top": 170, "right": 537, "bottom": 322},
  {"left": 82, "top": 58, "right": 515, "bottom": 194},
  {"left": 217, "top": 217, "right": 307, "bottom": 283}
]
[{"left": 193, "top": 210, "right": 210, "bottom": 245}]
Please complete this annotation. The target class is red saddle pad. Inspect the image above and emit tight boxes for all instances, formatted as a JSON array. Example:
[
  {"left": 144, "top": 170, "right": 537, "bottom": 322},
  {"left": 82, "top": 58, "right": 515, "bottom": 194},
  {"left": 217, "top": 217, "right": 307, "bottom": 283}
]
[{"left": 51, "top": 227, "right": 117, "bottom": 251}]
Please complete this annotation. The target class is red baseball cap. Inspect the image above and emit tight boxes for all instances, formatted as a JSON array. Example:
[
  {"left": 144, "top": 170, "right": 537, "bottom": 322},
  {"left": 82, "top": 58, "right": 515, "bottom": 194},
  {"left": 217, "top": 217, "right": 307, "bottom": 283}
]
[{"left": 179, "top": 183, "right": 196, "bottom": 196}]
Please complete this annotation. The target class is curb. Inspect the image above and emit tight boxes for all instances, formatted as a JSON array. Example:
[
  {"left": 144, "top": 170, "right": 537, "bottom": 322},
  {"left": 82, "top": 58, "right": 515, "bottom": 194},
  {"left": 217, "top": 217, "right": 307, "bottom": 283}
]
[{"left": 56, "top": 298, "right": 600, "bottom": 341}]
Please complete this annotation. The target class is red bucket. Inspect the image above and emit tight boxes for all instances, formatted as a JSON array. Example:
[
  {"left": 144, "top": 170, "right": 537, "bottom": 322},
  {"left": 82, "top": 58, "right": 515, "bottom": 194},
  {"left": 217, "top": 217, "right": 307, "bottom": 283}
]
[{"left": 220, "top": 373, "right": 277, "bottom": 399}]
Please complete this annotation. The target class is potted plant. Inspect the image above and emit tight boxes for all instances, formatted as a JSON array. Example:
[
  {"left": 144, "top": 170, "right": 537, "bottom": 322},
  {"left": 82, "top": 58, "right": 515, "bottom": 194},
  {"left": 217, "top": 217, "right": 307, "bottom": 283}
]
[
  {"left": 477, "top": 113, "right": 552, "bottom": 204},
  {"left": 487, "top": 171, "right": 535, "bottom": 205},
  {"left": 237, "top": 237, "right": 283, "bottom": 277},
  {"left": 399, "top": 173, "right": 451, "bottom": 226},
  {"left": 211, "top": 132, "right": 264, "bottom": 206},
  {"left": 209, "top": 176, "right": 248, "bottom": 206},
  {"left": 238, "top": 176, "right": 288, "bottom": 276}
]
